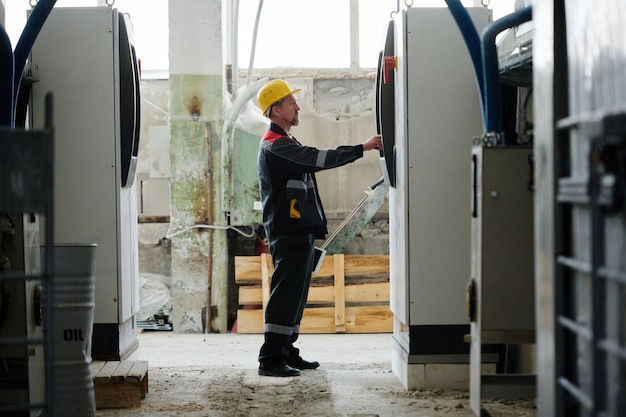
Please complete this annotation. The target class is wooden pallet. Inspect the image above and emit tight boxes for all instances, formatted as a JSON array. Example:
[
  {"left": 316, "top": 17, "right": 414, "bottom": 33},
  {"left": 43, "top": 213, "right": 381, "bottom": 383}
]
[
  {"left": 235, "top": 253, "right": 392, "bottom": 333},
  {"left": 91, "top": 360, "right": 149, "bottom": 409}
]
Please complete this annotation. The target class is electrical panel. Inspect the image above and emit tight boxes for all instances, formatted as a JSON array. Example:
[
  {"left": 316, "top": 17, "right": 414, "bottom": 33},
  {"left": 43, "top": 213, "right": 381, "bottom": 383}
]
[{"left": 469, "top": 145, "right": 535, "bottom": 413}]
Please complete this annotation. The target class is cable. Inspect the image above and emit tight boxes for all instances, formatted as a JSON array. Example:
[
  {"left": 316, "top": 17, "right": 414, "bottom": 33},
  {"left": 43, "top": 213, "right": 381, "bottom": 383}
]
[
  {"left": 443, "top": 0, "right": 486, "bottom": 128},
  {"left": 13, "top": 0, "right": 57, "bottom": 127},
  {"left": 481, "top": 5, "right": 533, "bottom": 133},
  {"left": 165, "top": 224, "right": 256, "bottom": 239}
]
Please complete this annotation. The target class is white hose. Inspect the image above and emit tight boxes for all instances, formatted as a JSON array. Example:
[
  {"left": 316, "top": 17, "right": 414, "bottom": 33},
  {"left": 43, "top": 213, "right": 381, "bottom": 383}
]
[
  {"left": 166, "top": 224, "right": 255, "bottom": 239},
  {"left": 246, "top": 0, "right": 264, "bottom": 87}
]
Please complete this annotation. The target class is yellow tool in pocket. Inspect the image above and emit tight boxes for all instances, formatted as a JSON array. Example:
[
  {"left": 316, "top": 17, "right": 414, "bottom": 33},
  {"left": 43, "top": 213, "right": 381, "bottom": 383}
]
[{"left": 289, "top": 199, "right": 301, "bottom": 219}]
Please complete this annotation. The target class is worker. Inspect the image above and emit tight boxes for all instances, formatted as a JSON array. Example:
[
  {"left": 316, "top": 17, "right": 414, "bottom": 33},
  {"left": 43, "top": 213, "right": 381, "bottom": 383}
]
[{"left": 256, "top": 79, "right": 382, "bottom": 377}]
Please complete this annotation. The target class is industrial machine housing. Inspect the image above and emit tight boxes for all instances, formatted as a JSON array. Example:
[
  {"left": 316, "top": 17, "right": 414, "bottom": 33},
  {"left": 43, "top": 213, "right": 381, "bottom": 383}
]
[{"left": 30, "top": 6, "right": 141, "bottom": 361}]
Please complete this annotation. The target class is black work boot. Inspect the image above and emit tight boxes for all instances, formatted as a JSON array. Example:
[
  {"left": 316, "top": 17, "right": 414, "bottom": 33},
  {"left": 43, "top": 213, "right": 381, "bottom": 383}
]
[
  {"left": 285, "top": 332, "right": 320, "bottom": 370},
  {"left": 258, "top": 362, "right": 301, "bottom": 377},
  {"left": 258, "top": 332, "right": 301, "bottom": 377}
]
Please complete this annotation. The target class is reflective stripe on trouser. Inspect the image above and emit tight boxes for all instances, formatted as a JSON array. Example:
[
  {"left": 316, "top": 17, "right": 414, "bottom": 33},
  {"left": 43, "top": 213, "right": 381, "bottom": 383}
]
[{"left": 259, "top": 233, "right": 314, "bottom": 365}]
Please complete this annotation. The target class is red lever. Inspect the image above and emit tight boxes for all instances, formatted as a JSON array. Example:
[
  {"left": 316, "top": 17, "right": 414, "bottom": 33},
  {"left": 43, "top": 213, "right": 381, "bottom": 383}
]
[{"left": 383, "top": 56, "right": 395, "bottom": 84}]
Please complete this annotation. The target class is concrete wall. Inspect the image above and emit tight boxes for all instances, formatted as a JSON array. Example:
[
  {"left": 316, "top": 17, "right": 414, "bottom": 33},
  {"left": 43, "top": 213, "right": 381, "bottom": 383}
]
[
  {"left": 136, "top": 74, "right": 390, "bottom": 332},
  {"left": 137, "top": 76, "right": 389, "bottom": 216}
]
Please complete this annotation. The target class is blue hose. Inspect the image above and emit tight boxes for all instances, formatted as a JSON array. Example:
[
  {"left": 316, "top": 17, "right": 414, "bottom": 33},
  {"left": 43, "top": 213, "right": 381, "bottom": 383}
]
[
  {"left": 481, "top": 6, "right": 532, "bottom": 133},
  {"left": 443, "top": 0, "right": 486, "bottom": 127},
  {"left": 0, "top": 24, "right": 14, "bottom": 127},
  {"left": 12, "top": 0, "right": 57, "bottom": 126}
]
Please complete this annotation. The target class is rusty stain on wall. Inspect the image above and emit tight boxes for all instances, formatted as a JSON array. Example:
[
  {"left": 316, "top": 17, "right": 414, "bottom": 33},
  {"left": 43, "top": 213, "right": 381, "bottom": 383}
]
[{"left": 187, "top": 95, "right": 203, "bottom": 120}]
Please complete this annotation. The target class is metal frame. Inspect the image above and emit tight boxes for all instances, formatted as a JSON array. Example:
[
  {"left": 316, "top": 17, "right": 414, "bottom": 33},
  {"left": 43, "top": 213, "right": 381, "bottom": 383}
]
[
  {"left": 0, "top": 93, "right": 54, "bottom": 416},
  {"left": 555, "top": 111, "right": 626, "bottom": 417}
]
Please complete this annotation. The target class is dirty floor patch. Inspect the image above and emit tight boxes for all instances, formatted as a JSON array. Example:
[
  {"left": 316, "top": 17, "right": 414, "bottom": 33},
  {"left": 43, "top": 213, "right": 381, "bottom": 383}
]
[{"left": 95, "top": 363, "right": 536, "bottom": 417}]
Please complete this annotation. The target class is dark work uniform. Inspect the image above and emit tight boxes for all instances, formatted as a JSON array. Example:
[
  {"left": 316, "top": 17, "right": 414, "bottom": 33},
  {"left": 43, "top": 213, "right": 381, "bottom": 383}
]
[{"left": 257, "top": 122, "right": 365, "bottom": 368}]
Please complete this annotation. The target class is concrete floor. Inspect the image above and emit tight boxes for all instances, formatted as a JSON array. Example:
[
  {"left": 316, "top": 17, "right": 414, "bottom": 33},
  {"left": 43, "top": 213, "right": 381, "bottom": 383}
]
[{"left": 95, "top": 331, "right": 537, "bottom": 417}]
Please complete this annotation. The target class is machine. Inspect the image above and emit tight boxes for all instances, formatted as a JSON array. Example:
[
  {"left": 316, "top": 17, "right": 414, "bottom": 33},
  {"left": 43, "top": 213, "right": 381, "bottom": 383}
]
[
  {"left": 30, "top": 6, "right": 141, "bottom": 360},
  {"left": 376, "top": 6, "right": 491, "bottom": 389}
]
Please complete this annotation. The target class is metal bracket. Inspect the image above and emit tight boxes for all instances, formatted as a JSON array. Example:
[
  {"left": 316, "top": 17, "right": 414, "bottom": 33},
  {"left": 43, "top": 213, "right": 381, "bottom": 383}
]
[
  {"left": 474, "top": 131, "right": 505, "bottom": 147},
  {"left": 589, "top": 113, "right": 626, "bottom": 213}
]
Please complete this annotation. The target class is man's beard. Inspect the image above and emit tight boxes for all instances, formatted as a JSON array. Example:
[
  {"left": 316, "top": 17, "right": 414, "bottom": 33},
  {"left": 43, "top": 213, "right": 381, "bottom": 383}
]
[{"left": 290, "top": 115, "right": 300, "bottom": 127}]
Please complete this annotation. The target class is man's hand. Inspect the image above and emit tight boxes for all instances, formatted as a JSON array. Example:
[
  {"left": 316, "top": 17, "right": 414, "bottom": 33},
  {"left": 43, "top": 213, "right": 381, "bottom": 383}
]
[{"left": 362, "top": 135, "right": 382, "bottom": 151}]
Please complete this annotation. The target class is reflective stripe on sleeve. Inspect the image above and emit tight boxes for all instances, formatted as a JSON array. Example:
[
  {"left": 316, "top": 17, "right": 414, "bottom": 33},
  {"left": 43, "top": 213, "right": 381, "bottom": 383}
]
[{"left": 316, "top": 149, "right": 328, "bottom": 167}]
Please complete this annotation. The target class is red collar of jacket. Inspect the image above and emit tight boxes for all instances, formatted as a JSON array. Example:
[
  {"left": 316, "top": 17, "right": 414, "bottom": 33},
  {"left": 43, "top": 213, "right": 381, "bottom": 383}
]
[
  {"left": 262, "top": 123, "right": 299, "bottom": 144},
  {"left": 262, "top": 130, "right": 286, "bottom": 143}
]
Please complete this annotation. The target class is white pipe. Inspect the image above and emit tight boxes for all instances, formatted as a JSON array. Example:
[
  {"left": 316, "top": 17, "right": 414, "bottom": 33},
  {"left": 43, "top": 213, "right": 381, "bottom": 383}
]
[
  {"left": 231, "top": 0, "right": 239, "bottom": 94},
  {"left": 219, "top": 0, "right": 267, "bottom": 217},
  {"left": 220, "top": 77, "right": 269, "bottom": 214},
  {"left": 246, "top": 0, "right": 264, "bottom": 87}
]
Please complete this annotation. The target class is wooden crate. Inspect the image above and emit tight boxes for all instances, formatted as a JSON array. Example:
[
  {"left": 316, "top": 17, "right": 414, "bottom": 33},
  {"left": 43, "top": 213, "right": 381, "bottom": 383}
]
[
  {"left": 91, "top": 360, "right": 149, "bottom": 409},
  {"left": 235, "top": 254, "right": 392, "bottom": 333}
]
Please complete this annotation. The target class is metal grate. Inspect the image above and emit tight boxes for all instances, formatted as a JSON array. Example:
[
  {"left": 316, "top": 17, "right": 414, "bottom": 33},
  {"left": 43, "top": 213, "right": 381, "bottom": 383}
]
[
  {"left": 0, "top": 94, "right": 55, "bottom": 416},
  {"left": 555, "top": 111, "right": 626, "bottom": 417}
]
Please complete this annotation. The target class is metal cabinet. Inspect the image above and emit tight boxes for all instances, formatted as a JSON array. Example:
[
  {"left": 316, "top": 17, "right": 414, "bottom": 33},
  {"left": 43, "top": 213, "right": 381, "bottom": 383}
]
[{"left": 469, "top": 145, "right": 535, "bottom": 414}]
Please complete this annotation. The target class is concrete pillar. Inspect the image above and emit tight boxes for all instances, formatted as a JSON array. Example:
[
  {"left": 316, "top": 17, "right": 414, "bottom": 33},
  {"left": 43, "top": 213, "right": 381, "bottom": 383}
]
[{"left": 168, "top": 0, "right": 228, "bottom": 333}]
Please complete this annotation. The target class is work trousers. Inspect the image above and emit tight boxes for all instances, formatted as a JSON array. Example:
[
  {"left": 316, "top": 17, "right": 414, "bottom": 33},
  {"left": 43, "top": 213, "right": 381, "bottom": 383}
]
[{"left": 258, "top": 233, "right": 315, "bottom": 366}]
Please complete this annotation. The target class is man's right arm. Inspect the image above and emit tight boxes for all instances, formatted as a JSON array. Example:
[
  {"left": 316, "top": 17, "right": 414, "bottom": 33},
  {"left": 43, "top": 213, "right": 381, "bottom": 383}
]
[{"left": 269, "top": 139, "right": 362, "bottom": 173}]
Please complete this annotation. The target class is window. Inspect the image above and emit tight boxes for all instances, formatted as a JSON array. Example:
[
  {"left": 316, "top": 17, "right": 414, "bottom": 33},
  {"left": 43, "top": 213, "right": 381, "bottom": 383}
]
[
  {"left": 238, "top": 0, "right": 400, "bottom": 70},
  {"left": 358, "top": 0, "right": 398, "bottom": 68},
  {"left": 115, "top": 0, "right": 169, "bottom": 75},
  {"left": 237, "top": 0, "right": 352, "bottom": 69}
]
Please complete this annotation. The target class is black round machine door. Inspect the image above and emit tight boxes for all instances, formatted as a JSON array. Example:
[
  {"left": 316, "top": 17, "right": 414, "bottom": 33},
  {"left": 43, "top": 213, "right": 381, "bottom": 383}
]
[
  {"left": 376, "top": 19, "right": 396, "bottom": 187},
  {"left": 118, "top": 12, "right": 140, "bottom": 188}
]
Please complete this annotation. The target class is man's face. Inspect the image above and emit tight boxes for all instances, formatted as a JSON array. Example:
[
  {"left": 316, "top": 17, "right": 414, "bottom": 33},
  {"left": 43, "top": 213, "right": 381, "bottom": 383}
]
[{"left": 274, "top": 94, "right": 300, "bottom": 127}]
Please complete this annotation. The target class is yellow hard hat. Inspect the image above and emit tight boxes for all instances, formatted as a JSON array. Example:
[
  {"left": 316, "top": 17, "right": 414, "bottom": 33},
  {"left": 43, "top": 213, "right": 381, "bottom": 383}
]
[{"left": 257, "top": 79, "right": 301, "bottom": 116}]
